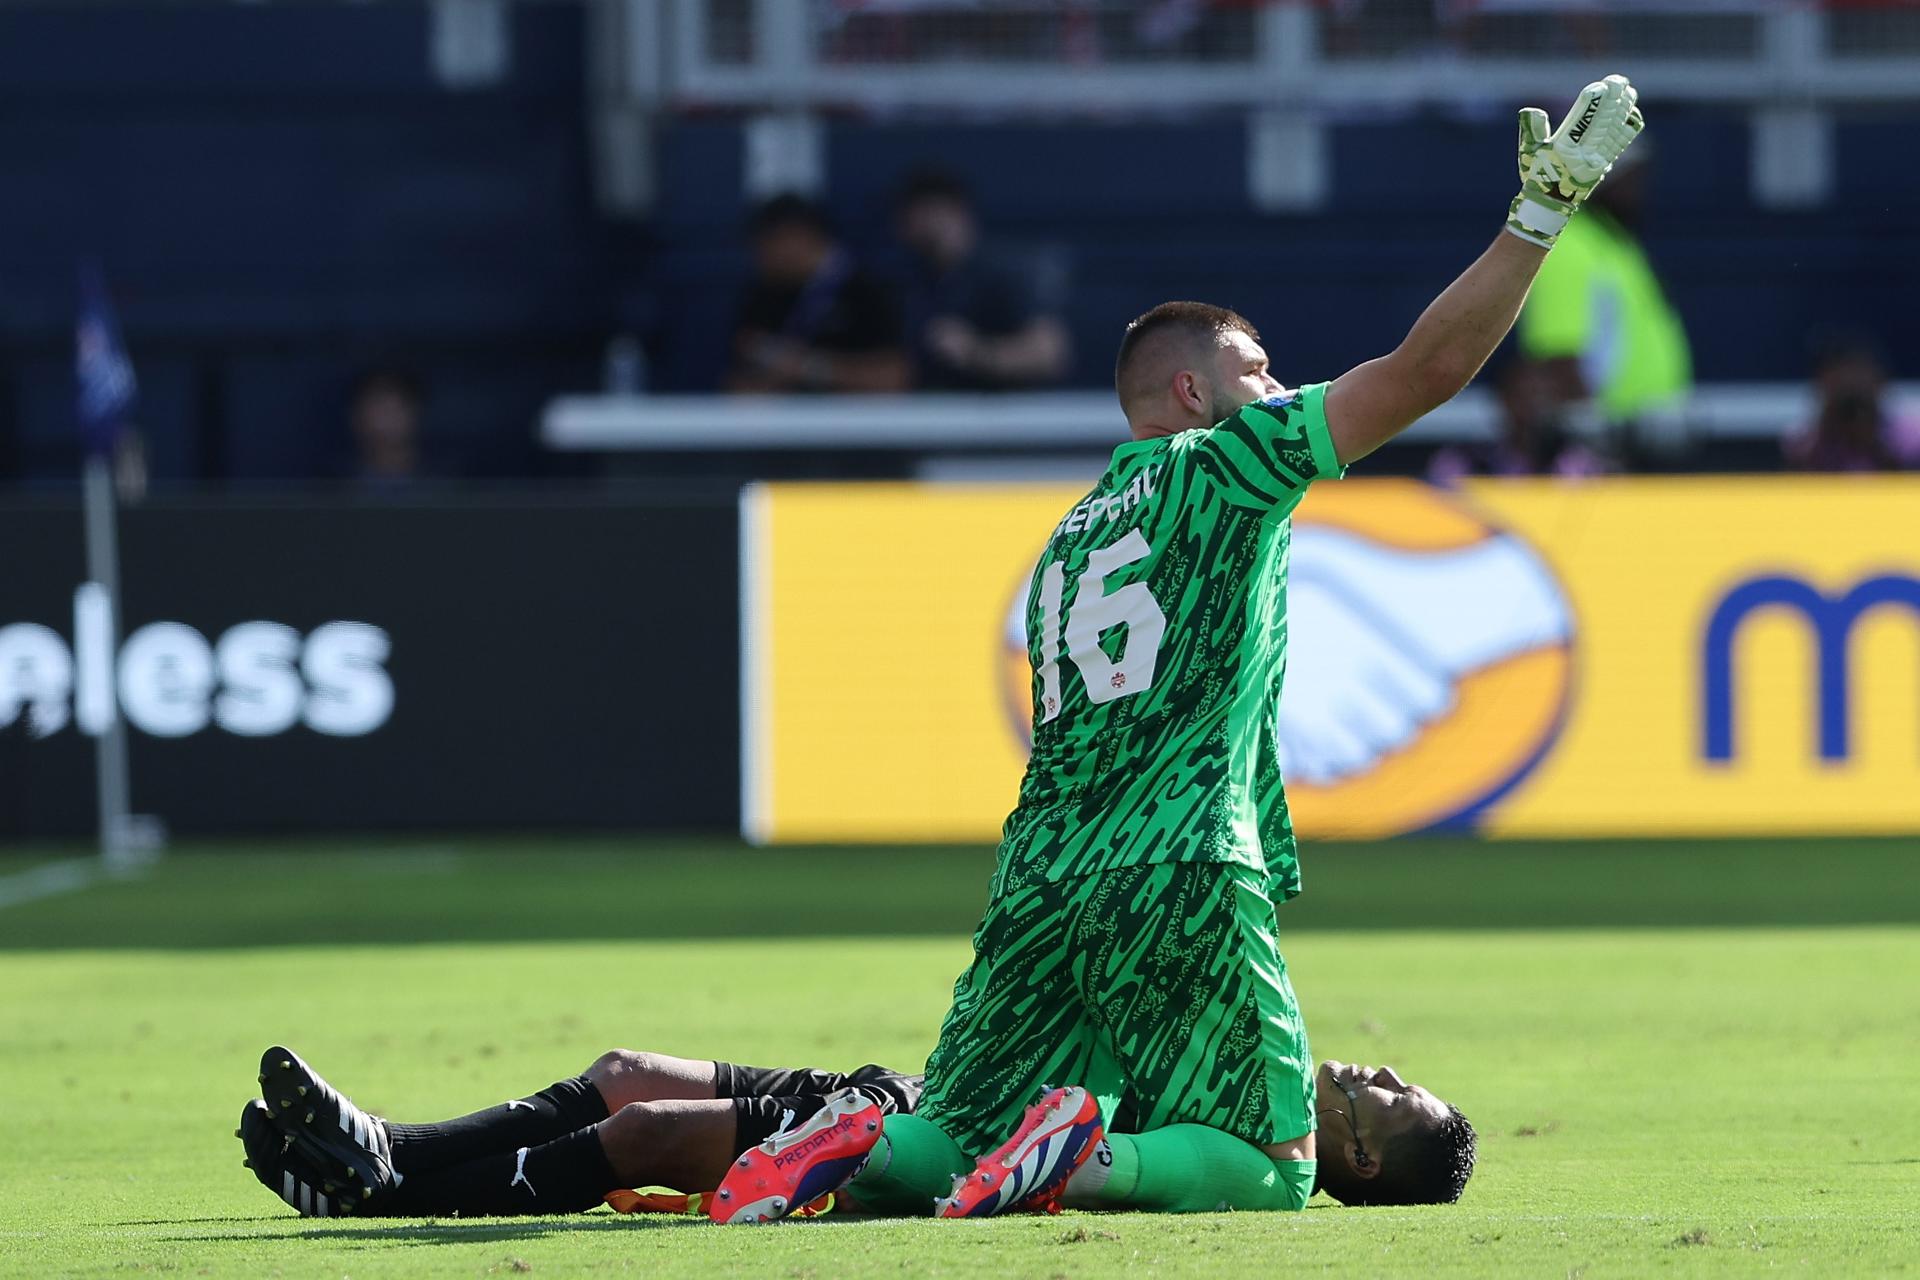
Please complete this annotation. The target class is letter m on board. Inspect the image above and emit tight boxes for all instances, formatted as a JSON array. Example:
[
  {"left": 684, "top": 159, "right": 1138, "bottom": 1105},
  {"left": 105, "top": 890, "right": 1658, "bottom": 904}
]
[{"left": 1701, "top": 574, "right": 1920, "bottom": 762}]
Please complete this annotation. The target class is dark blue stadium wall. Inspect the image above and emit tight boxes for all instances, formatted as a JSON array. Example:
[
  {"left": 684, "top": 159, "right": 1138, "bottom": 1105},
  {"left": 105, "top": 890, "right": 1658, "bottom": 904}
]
[{"left": 0, "top": 2, "right": 609, "bottom": 485}]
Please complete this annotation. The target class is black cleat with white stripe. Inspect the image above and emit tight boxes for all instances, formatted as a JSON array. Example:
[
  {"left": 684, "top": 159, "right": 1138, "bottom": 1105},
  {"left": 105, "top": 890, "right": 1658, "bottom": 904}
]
[
  {"left": 237, "top": 1098, "right": 371, "bottom": 1217},
  {"left": 256, "top": 1044, "right": 400, "bottom": 1210}
]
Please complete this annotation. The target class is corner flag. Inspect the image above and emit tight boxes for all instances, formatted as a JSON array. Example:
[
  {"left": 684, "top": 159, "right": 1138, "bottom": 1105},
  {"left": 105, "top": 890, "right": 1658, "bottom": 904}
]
[
  {"left": 73, "top": 260, "right": 155, "bottom": 868},
  {"left": 76, "top": 260, "right": 137, "bottom": 457}
]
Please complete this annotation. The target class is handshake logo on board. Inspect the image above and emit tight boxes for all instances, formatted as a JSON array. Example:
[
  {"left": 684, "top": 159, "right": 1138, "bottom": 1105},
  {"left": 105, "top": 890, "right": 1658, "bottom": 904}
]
[
  {"left": 1277, "top": 525, "right": 1569, "bottom": 787},
  {"left": 0, "top": 604, "right": 393, "bottom": 740}
]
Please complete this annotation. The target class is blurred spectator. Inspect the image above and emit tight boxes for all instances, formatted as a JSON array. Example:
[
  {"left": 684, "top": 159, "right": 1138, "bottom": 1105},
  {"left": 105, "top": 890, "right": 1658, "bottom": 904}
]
[
  {"left": 1427, "top": 357, "right": 1610, "bottom": 485},
  {"left": 1783, "top": 337, "right": 1920, "bottom": 472},
  {"left": 894, "top": 169, "right": 1071, "bottom": 390},
  {"left": 1516, "top": 145, "right": 1691, "bottom": 464},
  {"left": 349, "top": 367, "right": 425, "bottom": 488},
  {"left": 729, "top": 194, "right": 910, "bottom": 394}
]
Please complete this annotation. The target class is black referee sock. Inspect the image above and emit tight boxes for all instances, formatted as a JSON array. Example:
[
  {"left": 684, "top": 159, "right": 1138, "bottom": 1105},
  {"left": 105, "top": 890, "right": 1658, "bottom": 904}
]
[
  {"left": 386, "top": 1076, "right": 609, "bottom": 1175},
  {"left": 369, "top": 1125, "right": 619, "bottom": 1218}
]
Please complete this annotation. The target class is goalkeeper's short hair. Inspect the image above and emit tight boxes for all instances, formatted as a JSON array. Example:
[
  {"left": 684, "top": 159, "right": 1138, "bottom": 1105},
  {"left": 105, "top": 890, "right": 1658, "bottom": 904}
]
[{"left": 1113, "top": 301, "right": 1258, "bottom": 408}]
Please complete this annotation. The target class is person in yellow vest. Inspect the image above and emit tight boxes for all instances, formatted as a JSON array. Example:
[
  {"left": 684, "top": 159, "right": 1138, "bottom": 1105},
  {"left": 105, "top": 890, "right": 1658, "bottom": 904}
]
[{"left": 1517, "top": 144, "right": 1691, "bottom": 465}]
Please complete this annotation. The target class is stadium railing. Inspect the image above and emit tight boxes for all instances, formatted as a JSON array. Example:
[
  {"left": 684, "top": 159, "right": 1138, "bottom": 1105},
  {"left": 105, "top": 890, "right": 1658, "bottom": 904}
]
[
  {"left": 606, "top": 0, "right": 1920, "bottom": 213},
  {"left": 538, "top": 381, "right": 1920, "bottom": 458},
  {"left": 651, "top": 0, "right": 1920, "bottom": 110}
]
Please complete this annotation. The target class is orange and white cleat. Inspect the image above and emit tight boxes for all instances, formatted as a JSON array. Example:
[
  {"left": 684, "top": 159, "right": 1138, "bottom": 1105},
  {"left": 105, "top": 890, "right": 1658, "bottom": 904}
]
[
  {"left": 709, "top": 1088, "right": 883, "bottom": 1224},
  {"left": 937, "top": 1086, "right": 1104, "bottom": 1218}
]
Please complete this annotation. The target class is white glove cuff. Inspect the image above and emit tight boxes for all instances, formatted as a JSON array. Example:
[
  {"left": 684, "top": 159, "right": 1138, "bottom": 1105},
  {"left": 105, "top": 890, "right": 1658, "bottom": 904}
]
[{"left": 1509, "top": 195, "right": 1571, "bottom": 242}]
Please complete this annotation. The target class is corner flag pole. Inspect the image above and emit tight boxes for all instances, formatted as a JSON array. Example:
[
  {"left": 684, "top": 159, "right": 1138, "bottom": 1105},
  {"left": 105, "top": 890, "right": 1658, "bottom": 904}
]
[
  {"left": 75, "top": 261, "right": 139, "bottom": 871},
  {"left": 79, "top": 462, "right": 132, "bottom": 867}
]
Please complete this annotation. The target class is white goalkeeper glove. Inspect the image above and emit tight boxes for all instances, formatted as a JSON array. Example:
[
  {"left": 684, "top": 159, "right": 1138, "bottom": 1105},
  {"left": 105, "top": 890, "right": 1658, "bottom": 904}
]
[{"left": 1505, "top": 74, "right": 1646, "bottom": 250}]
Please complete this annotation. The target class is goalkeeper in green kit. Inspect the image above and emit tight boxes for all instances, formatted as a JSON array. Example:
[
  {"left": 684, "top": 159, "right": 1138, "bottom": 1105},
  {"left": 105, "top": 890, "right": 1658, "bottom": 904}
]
[{"left": 715, "top": 76, "right": 1646, "bottom": 1224}]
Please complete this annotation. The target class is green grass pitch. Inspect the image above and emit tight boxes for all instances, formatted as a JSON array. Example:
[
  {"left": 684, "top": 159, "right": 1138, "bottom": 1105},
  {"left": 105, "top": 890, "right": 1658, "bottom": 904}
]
[{"left": 2, "top": 836, "right": 1916, "bottom": 1277}]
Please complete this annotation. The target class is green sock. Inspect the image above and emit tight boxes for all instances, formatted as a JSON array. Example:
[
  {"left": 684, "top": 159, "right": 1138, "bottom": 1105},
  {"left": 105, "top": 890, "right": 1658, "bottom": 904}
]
[
  {"left": 1062, "top": 1126, "right": 1315, "bottom": 1213},
  {"left": 846, "top": 1114, "right": 972, "bottom": 1216}
]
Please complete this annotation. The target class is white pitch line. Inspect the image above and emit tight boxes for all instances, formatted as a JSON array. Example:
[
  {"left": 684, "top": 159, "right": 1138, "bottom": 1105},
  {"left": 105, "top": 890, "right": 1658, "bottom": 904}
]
[{"left": 0, "top": 859, "right": 105, "bottom": 912}]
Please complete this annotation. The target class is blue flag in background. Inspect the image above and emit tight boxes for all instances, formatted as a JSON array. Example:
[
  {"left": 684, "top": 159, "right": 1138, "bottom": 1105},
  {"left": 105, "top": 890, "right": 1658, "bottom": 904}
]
[{"left": 76, "top": 260, "right": 137, "bottom": 458}]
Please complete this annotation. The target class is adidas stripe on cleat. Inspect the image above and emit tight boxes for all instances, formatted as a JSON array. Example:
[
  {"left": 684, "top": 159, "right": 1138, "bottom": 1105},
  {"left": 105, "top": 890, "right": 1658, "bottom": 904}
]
[
  {"left": 710, "top": 1088, "right": 883, "bottom": 1225},
  {"left": 256, "top": 1045, "right": 399, "bottom": 1201},
  {"left": 238, "top": 1098, "right": 366, "bottom": 1217},
  {"left": 937, "top": 1086, "right": 1104, "bottom": 1218}
]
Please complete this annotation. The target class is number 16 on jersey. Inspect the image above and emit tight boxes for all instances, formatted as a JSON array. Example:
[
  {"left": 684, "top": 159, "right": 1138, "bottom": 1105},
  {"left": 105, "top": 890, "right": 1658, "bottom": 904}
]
[{"left": 1034, "top": 528, "right": 1169, "bottom": 724}]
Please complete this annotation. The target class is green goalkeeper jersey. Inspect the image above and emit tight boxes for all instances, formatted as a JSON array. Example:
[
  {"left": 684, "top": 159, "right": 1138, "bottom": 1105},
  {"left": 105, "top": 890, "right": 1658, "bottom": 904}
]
[{"left": 1001, "top": 382, "right": 1344, "bottom": 899}]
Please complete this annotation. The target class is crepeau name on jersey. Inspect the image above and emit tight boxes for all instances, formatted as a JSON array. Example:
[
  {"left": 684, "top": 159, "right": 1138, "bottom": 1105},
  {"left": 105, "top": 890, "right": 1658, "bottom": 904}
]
[{"left": 1056, "top": 465, "right": 1161, "bottom": 536}]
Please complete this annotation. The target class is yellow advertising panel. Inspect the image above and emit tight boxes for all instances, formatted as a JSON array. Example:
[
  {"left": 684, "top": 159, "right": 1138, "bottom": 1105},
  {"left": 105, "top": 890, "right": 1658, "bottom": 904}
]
[{"left": 741, "top": 478, "right": 1920, "bottom": 842}]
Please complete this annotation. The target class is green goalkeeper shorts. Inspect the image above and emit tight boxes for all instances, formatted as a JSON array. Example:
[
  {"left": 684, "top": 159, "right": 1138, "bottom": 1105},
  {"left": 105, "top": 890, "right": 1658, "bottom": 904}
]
[{"left": 915, "top": 859, "right": 1315, "bottom": 1157}]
